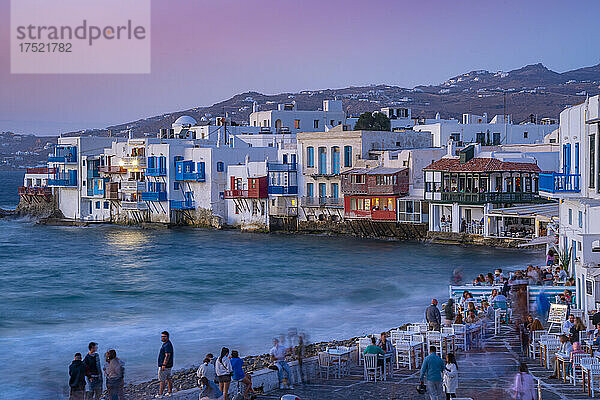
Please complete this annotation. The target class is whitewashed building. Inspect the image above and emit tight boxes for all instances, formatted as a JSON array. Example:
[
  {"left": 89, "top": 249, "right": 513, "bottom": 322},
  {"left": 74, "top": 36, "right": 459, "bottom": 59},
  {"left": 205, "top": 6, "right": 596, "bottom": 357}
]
[
  {"left": 249, "top": 100, "right": 346, "bottom": 133},
  {"left": 539, "top": 95, "right": 600, "bottom": 315}
]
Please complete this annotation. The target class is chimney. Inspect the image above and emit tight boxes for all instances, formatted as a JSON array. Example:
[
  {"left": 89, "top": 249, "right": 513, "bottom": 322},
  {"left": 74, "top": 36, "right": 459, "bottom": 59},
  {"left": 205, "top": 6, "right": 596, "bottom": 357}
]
[{"left": 447, "top": 138, "right": 455, "bottom": 157}]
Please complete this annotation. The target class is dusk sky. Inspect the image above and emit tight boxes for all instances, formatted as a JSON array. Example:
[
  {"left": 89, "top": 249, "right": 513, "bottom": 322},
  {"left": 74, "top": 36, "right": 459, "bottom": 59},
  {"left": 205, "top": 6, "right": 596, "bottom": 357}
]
[{"left": 1, "top": 0, "right": 599, "bottom": 135}]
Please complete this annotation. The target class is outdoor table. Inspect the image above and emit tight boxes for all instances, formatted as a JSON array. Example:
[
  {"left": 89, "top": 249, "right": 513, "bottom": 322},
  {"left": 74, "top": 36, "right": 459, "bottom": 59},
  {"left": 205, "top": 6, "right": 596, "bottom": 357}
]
[
  {"left": 380, "top": 352, "right": 394, "bottom": 380},
  {"left": 581, "top": 362, "right": 600, "bottom": 396},
  {"left": 555, "top": 352, "right": 570, "bottom": 382},
  {"left": 410, "top": 340, "right": 424, "bottom": 368},
  {"left": 327, "top": 348, "right": 352, "bottom": 378}
]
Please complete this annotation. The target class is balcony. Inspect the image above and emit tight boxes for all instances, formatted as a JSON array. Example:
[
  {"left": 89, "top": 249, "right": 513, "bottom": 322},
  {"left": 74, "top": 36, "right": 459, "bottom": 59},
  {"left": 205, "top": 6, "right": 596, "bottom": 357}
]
[
  {"left": 26, "top": 167, "right": 52, "bottom": 175},
  {"left": 268, "top": 186, "right": 298, "bottom": 195},
  {"left": 121, "top": 201, "right": 148, "bottom": 210},
  {"left": 144, "top": 167, "right": 167, "bottom": 177},
  {"left": 48, "top": 146, "right": 77, "bottom": 163},
  {"left": 120, "top": 156, "right": 146, "bottom": 169},
  {"left": 270, "top": 206, "right": 298, "bottom": 216},
  {"left": 170, "top": 200, "right": 195, "bottom": 210},
  {"left": 438, "top": 191, "right": 538, "bottom": 204},
  {"left": 48, "top": 170, "right": 77, "bottom": 187},
  {"left": 120, "top": 181, "right": 146, "bottom": 193},
  {"left": 300, "top": 196, "right": 344, "bottom": 208},
  {"left": 100, "top": 166, "right": 127, "bottom": 174},
  {"left": 175, "top": 171, "right": 205, "bottom": 181},
  {"left": 106, "top": 190, "right": 120, "bottom": 200},
  {"left": 175, "top": 160, "right": 205, "bottom": 181},
  {"left": 18, "top": 186, "right": 52, "bottom": 196},
  {"left": 224, "top": 189, "right": 249, "bottom": 199},
  {"left": 267, "top": 162, "right": 297, "bottom": 172},
  {"left": 539, "top": 172, "right": 580, "bottom": 194},
  {"left": 140, "top": 191, "right": 167, "bottom": 202}
]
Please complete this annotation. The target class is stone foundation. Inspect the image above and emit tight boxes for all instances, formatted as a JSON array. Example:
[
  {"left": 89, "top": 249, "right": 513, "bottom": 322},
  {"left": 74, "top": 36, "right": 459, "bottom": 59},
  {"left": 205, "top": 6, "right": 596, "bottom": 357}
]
[
  {"left": 426, "top": 231, "right": 531, "bottom": 248},
  {"left": 16, "top": 195, "right": 62, "bottom": 219}
]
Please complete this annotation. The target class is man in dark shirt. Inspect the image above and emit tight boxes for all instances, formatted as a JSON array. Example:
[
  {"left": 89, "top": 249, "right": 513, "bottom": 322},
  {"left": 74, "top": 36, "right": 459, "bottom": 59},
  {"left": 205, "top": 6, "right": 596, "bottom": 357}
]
[
  {"left": 425, "top": 299, "right": 442, "bottom": 331},
  {"left": 83, "top": 342, "right": 103, "bottom": 399},
  {"left": 69, "top": 353, "right": 86, "bottom": 400},
  {"left": 157, "top": 330, "right": 174, "bottom": 397}
]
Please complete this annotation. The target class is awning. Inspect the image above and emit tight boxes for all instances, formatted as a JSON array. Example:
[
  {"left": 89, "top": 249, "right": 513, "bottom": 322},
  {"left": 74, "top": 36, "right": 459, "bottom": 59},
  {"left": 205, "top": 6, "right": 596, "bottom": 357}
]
[{"left": 518, "top": 235, "right": 555, "bottom": 247}]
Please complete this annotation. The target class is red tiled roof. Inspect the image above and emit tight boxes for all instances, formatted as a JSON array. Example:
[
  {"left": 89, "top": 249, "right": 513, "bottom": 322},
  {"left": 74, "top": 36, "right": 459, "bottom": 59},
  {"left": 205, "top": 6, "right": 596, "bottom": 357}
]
[{"left": 423, "top": 157, "right": 541, "bottom": 173}]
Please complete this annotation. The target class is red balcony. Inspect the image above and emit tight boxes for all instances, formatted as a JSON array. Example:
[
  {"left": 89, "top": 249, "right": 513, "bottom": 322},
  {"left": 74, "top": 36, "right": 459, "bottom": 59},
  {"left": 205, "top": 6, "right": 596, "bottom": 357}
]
[
  {"left": 226, "top": 176, "right": 268, "bottom": 199},
  {"left": 18, "top": 186, "right": 52, "bottom": 196},
  {"left": 224, "top": 189, "right": 249, "bottom": 198},
  {"left": 371, "top": 209, "right": 396, "bottom": 220}
]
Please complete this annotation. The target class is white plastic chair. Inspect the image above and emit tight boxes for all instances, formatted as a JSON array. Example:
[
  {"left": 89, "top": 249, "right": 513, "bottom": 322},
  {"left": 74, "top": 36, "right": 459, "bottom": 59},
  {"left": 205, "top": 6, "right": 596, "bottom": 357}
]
[
  {"left": 441, "top": 327, "right": 454, "bottom": 335},
  {"left": 426, "top": 331, "right": 443, "bottom": 357},
  {"left": 452, "top": 324, "right": 466, "bottom": 351},
  {"left": 571, "top": 354, "right": 593, "bottom": 386},
  {"left": 357, "top": 338, "right": 371, "bottom": 366},
  {"left": 528, "top": 330, "right": 544, "bottom": 359},
  {"left": 363, "top": 354, "right": 382, "bottom": 382},
  {"left": 588, "top": 363, "right": 600, "bottom": 397},
  {"left": 395, "top": 338, "right": 412, "bottom": 369}
]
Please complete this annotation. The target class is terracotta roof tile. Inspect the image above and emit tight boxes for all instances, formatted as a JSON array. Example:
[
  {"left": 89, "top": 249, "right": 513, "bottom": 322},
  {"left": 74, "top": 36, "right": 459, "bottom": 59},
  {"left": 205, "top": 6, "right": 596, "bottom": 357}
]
[{"left": 423, "top": 157, "right": 541, "bottom": 173}]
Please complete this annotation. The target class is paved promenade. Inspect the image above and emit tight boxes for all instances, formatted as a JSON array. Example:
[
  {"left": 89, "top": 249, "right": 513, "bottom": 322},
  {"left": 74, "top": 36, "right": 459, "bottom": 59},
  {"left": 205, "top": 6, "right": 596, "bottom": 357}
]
[{"left": 150, "top": 326, "right": 593, "bottom": 400}]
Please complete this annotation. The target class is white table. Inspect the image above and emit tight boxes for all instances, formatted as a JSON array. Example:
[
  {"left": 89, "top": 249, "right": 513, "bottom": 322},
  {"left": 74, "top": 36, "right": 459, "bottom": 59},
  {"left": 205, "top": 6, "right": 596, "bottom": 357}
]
[{"left": 327, "top": 348, "right": 352, "bottom": 378}]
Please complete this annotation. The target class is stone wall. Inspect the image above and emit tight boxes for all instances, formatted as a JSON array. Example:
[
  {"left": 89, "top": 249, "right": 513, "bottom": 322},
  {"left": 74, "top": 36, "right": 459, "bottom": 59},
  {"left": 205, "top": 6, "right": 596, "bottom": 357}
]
[
  {"left": 295, "top": 220, "right": 428, "bottom": 239},
  {"left": 426, "top": 231, "right": 533, "bottom": 248},
  {"left": 16, "top": 195, "right": 62, "bottom": 219}
]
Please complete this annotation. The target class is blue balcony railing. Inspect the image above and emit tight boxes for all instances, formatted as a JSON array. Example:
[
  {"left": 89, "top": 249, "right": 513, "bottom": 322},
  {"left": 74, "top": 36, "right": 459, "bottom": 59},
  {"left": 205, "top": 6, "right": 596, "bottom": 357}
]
[
  {"left": 175, "top": 171, "right": 205, "bottom": 181},
  {"left": 170, "top": 200, "right": 195, "bottom": 210},
  {"left": 140, "top": 191, "right": 167, "bottom": 201},
  {"left": 48, "top": 146, "right": 77, "bottom": 163},
  {"left": 144, "top": 167, "right": 167, "bottom": 177},
  {"left": 175, "top": 160, "right": 205, "bottom": 181},
  {"left": 48, "top": 170, "right": 77, "bottom": 186},
  {"left": 539, "top": 172, "right": 580, "bottom": 193},
  {"left": 268, "top": 186, "right": 298, "bottom": 195},
  {"left": 267, "top": 162, "right": 297, "bottom": 172}
]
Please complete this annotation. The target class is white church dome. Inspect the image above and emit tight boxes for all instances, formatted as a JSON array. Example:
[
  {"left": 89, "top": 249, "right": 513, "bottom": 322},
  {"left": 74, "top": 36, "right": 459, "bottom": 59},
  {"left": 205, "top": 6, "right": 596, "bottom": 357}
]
[{"left": 172, "top": 115, "right": 197, "bottom": 127}]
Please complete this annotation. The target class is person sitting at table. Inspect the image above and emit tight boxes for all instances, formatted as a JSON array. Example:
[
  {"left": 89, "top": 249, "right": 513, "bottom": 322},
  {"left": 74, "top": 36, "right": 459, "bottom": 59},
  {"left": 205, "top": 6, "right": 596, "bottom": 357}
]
[
  {"left": 363, "top": 336, "right": 385, "bottom": 370},
  {"left": 570, "top": 317, "right": 586, "bottom": 343},
  {"left": 376, "top": 332, "right": 393, "bottom": 353},
  {"left": 548, "top": 335, "right": 573, "bottom": 379},
  {"left": 454, "top": 313, "right": 464, "bottom": 325},
  {"left": 465, "top": 310, "right": 478, "bottom": 324},
  {"left": 562, "top": 314, "right": 575, "bottom": 336},
  {"left": 485, "top": 273, "right": 495, "bottom": 286}
]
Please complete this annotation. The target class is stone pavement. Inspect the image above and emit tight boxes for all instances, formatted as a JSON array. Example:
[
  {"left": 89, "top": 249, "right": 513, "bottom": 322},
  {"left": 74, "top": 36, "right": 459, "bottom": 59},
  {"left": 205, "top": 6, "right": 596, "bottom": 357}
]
[{"left": 255, "top": 327, "right": 595, "bottom": 400}]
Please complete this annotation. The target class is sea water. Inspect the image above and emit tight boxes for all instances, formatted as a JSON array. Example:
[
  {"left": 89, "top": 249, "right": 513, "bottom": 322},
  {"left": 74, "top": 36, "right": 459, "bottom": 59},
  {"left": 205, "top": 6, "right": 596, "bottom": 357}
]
[{"left": 0, "top": 171, "right": 543, "bottom": 399}]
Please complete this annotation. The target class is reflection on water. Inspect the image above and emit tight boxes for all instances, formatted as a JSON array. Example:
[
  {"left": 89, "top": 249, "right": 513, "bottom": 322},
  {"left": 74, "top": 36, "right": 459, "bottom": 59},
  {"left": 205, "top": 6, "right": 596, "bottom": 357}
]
[{"left": 105, "top": 228, "right": 151, "bottom": 252}]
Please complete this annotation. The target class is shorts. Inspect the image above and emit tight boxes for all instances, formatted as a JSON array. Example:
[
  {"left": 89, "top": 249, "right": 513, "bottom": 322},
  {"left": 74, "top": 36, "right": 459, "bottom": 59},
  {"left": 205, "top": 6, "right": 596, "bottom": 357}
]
[
  {"left": 158, "top": 367, "right": 172, "bottom": 382},
  {"left": 216, "top": 374, "right": 231, "bottom": 383}
]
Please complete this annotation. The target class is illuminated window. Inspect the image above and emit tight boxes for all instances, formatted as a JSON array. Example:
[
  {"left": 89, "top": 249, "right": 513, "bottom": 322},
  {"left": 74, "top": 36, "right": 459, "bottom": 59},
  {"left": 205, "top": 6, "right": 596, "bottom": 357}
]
[{"left": 295, "top": 120, "right": 300, "bottom": 129}]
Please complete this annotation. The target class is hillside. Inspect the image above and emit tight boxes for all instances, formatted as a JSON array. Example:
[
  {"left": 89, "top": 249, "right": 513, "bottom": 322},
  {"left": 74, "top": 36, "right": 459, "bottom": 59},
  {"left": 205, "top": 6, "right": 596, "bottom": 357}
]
[{"left": 68, "top": 63, "right": 600, "bottom": 137}]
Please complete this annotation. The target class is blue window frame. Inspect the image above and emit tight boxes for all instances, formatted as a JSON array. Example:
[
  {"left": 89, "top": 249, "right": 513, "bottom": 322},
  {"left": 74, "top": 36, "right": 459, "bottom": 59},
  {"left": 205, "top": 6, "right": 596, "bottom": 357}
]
[
  {"left": 318, "top": 183, "right": 326, "bottom": 198},
  {"left": 344, "top": 146, "right": 352, "bottom": 167},
  {"left": 95, "top": 201, "right": 100, "bottom": 209},
  {"left": 331, "top": 183, "right": 339, "bottom": 199},
  {"left": 174, "top": 182, "right": 180, "bottom": 190},
  {"left": 318, "top": 147, "right": 327, "bottom": 174},
  {"left": 575, "top": 142, "right": 579, "bottom": 175},
  {"left": 103, "top": 201, "right": 109, "bottom": 209},
  {"left": 216, "top": 162, "right": 224, "bottom": 172},
  {"left": 331, "top": 147, "right": 340, "bottom": 174},
  {"left": 306, "top": 147, "right": 314, "bottom": 168},
  {"left": 568, "top": 208, "right": 572, "bottom": 225},
  {"left": 579, "top": 210, "right": 583, "bottom": 228}
]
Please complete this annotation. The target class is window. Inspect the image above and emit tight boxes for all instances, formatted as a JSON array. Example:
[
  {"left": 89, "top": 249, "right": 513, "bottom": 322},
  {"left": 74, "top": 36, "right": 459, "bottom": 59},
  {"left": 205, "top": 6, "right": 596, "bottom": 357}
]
[
  {"left": 95, "top": 201, "right": 100, "bottom": 209},
  {"left": 523, "top": 131, "right": 528, "bottom": 139},
  {"left": 306, "top": 146, "right": 314, "bottom": 168},
  {"left": 313, "top": 120, "right": 319, "bottom": 129},
  {"left": 331, "top": 183, "right": 339, "bottom": 199},
  {"left": 331, "top": 147, "right": 340, "bottom": 174},
  {"left": 476, "top": 132, "right": 485, "bottom": 144},
  {"left": 295, "top": 119, "right": 300, "bottom": 129},
  {"left": 103, "top": 201, "right": 109, "bottom": 209},
  {"left": 174, "top": 182, "right": 180, "bottom": 190},
  {"left": 216, "top": 162, "right": 224, "bottom": 172},
  {"left": 450, "top": 133, "right": 460, "bottom": 142},
  {"left": 568, "top": 208, "right": 573, "bottom": 225},
  {"left": 318, "top": 147, "right": 327, "bottom": 174},
  {"left": 579, "top": 210, "right": 583, "bottom": 228},
  {"left": 493, "top": 132, "right": 501, "bottom": 145},
  {"left": 342, "top": 146, "right": 352, "bottom": 168},
  {"left": 306, "top": 183, "right": 314, "bottom": 197}
]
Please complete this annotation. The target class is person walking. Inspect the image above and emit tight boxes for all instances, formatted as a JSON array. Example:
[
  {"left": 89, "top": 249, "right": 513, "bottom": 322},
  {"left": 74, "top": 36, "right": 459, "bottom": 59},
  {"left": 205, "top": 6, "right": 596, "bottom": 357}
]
[
  {"left": 215, "top": 347, "right": 233, "bottom": 400},
  {"left": 69, "top": 353, "right": 87, "bottom": 400},
  {"left": 83, "top": 342, "right": 103, "bottom": 400},
  {"left": 157, "top": 331, "right": 174, "bottom": 398},
  {"left": 512, "top": 363, "right": 535, "bottom": 400},
  {"left": 104, "top": 349, "right": 125, "bottom": 400},
  {"left": 270, "top": 338, "right": 293, "bottom": 389},
  {"left": 426, "top": 299, "right": 442, "bottom": 331},
  {"left": 442, "top": 353, "right": 458, "bottom": 399},
  {"left": 420, "top": 346, "right": 445, "bottom": 400}
]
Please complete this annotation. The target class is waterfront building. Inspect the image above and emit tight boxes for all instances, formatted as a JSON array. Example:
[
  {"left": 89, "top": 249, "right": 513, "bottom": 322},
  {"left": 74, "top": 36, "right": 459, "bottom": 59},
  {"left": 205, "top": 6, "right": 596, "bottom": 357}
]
[
  {"left": 18, "top": 167, "right": 53, "bottom": 202},
  {"left": 539, "top": 95, "right": 600, "bottom": 314},
  {"left": 296, "top": 125, "right": 432, "bottom": 222},
  {"left": 340, "top": 167, "right": 409, "bottom": 221},
  {"left": 424, "top": 143, "right": 547, "bottom": 235},
  {"left": 249, "top": 100, "right": 346, "bottom": 133},
  {"left": 413, "top": 113, "right": 557, "bottom": 147}
]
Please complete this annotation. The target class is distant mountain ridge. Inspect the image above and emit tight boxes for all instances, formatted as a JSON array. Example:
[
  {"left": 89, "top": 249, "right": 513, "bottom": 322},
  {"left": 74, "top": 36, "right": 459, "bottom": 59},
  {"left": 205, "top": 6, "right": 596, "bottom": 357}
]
[{"left": 68, "top": 62, "right": 600, "bottom": 137}]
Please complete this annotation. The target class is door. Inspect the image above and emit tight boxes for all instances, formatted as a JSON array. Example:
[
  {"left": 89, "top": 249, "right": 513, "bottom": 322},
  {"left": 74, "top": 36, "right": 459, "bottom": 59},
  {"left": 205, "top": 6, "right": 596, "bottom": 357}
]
[
  {"left": 319, "top": 183, "right": 327, "bottom": 199},
  {"left": 564, "top": 144, "right": 571, "bottom": 174},
  {"left": 331, "top": 147, "right": 340, "bottom": 174},
  {"left": 318, "top": 147, "right": 327, "bottom": 174},
  {"left": 574, "top": 142, "right": 580, "bottom": 191},
  {"left": 331, "top": 183, "right": 339, "bottom": 199}
]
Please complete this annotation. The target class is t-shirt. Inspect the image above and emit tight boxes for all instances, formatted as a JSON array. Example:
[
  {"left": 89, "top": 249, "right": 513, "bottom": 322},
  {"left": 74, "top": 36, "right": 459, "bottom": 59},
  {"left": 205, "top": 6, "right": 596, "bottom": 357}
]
[
  {"left": 158, "top": 340, "right": 174, "bottom": 368},
  {"left": 363, "top": 344, "right": 384, "bottom": 355},
  {"left": 230, "top": 357, "right": 245, "bottom": 381},
  {"left": 270, "top": 345, "right": 287, "bottom": 361}
]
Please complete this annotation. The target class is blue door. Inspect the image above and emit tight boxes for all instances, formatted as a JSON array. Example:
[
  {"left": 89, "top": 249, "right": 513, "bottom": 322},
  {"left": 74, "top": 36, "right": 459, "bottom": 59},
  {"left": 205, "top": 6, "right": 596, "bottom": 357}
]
[
  {"left": 318, "top": 147, "right": 327, "bottom": 174},
  {"left": 306, "top": 183, "right": 313, "bottom": 198},
  {"left": 574, "top": 143, "right": 580, "bottom": 190},
  {"left": 319, "top": 183, "right": 326, "bottom": 199},
  {"left": 331, "top": 183, "right": 339, "bottom": 199},
  {"left": 564, "top": 144, "right": 571, "bottom": 174}
]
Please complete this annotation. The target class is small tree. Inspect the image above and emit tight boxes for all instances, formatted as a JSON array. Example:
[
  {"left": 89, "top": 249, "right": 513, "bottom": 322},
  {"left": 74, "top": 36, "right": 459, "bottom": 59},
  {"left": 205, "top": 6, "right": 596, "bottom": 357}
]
[
  {"left": 354, "top": 112, "right": 391, "bottom": 131},
  {"left": 558, "top": 247, "right": 573, "bottom": 276}
]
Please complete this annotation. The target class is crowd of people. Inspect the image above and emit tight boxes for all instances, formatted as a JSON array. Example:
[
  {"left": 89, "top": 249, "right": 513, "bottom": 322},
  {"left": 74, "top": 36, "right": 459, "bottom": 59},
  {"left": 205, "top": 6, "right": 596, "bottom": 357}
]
[{"left": 67, "top": 331, "right": 308, "bottom": 400}]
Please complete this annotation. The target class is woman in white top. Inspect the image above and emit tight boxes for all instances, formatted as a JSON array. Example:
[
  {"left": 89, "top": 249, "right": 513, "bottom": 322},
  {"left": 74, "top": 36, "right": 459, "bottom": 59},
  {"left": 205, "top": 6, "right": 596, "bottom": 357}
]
[
  {"left": 512, "top": 363, "right": 536, "bottom": 400},
  {"left": 443, "top": 353, "right": 458, "bottom": 399},
  {"left": 215, "top": 347, "right": 233, "bottom": 400},
  {"left": 197, "top": 355, "right": 217, "bottom": 384}
]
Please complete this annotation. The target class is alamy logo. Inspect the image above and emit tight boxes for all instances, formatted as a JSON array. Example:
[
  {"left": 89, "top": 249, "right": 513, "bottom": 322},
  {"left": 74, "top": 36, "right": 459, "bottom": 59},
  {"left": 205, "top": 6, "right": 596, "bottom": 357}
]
[{"left": 10, "top": 0, "right": 151, "bottom": 74}]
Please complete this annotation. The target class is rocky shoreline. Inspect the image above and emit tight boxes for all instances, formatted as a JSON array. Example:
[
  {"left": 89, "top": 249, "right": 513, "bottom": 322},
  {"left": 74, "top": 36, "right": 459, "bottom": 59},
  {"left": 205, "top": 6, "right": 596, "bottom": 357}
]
[{"left": 123, "top": 326, "right": 407, "bottom": 399}]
